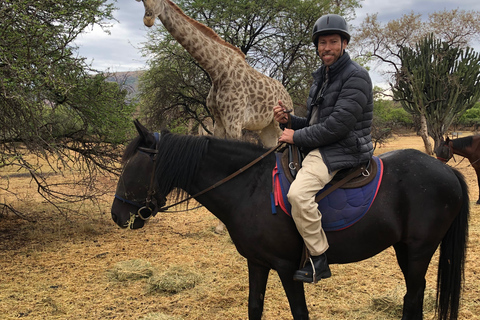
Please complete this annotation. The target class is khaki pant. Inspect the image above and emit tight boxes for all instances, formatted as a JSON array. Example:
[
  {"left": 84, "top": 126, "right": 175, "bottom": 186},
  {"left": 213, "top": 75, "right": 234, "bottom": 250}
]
[{"left": 287, "top": 149, "right": 337, "bottom": 256}]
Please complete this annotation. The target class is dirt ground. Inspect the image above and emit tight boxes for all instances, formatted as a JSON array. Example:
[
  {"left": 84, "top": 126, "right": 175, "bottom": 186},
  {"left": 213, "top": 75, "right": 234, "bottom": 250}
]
[{"left": 1, "top": 132, "right": 480, "bottom": 320}]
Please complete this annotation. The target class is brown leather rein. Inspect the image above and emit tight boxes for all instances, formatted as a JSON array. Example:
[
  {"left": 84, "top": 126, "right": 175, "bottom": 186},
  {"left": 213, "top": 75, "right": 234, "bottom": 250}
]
[{"left": 139, "top": 139, "right": 286, "bottom": 216}]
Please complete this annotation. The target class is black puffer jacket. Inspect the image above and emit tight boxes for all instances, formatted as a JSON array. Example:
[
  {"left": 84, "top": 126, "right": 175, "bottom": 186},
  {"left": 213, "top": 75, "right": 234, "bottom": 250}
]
[{"left": 289, "top": 52, "right": 373, "bottom": 173}]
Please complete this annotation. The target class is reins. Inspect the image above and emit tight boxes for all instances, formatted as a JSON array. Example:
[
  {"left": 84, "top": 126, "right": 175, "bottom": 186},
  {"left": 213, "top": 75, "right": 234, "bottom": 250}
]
[
  {"left": 159, "top": 141, "right": 286, "bottom": 212},
  {"left": 115, "top": 134, "right": 286, "bottom": 220}
]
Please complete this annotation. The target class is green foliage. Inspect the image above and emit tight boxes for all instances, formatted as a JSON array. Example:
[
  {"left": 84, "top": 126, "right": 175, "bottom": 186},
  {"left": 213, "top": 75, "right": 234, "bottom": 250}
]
[
  {"left": 371, "top": 99, "right": 413, "bottom": 148},
  {"left": 0, "top": 0, "right": 136, "bottom": 214},
  {"left": 458, "top": 102, "right": 480, "bottom": 127},
  {"left": 374, "top": 99, "right": 413, "bottom": 127},
  {"left": 392, "top": 34, "right": 480, "bottom": 145},
  {"left": 1, "top": 0, "right": 135, "bottom": 145}
]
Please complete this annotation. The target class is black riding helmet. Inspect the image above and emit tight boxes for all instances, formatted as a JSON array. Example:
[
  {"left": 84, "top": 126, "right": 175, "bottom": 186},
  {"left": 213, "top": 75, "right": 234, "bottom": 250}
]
[{"left": 312, "top": 14, "right": 350, "bottom": 46}]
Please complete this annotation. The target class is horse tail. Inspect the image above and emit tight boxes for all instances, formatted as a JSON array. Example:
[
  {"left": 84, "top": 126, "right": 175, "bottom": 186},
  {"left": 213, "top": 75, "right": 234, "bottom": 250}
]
[{"left": 436, "top": 168, "right": 469, "bottom": 320}]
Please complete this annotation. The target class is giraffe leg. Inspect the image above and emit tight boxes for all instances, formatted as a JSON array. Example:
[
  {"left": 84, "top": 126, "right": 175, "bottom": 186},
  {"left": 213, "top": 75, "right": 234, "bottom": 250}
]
[
  {"left": 258, "top": 120, "right": 282, "bottom": 148},
  {"left": 213, "top": 120, "right": 227, "bottom": 138},
  {"left": 224, "top": 121, "right": 244, "bottom": 141}
]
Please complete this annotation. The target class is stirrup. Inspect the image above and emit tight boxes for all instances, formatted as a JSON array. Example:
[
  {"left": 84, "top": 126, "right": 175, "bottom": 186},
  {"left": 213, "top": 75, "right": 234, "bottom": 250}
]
[{"left": 308, "top": 257, "right": 318, "bottom": 284}]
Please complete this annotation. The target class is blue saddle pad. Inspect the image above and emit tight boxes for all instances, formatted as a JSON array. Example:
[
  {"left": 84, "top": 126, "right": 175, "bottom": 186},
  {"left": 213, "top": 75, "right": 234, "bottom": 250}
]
[{"left": 272, "top": 155, "right": 383, "bottom": 231}]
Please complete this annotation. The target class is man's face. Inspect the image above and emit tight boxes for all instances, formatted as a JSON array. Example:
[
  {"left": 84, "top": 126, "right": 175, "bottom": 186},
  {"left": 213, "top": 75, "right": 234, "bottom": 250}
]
[{"left": 317, "top": 34, "right": 348, "bottom": 67}]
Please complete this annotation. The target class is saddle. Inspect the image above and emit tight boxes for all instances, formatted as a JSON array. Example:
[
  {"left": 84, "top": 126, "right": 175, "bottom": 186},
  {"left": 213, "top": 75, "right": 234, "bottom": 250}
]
[
  {"left": 280, "top": 147, "right": 377, "bottom": 193},
  {"left": 273, "top": 146, "right": 382, "bottom": 268}
]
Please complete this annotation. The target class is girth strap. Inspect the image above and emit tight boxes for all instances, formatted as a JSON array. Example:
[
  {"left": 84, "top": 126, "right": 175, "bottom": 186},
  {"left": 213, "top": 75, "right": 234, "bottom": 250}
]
[{"left": 314, "top": 165, "right": 366, "bottom": 202}]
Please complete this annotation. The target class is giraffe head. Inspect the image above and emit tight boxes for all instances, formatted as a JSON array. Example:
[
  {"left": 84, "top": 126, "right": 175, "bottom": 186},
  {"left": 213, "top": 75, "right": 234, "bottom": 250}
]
[{"left": 136, "top": 0, "right": 163, "bottom": 27}]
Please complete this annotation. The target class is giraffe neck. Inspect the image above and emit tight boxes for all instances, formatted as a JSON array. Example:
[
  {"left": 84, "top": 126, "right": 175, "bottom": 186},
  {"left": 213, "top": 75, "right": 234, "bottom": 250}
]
[{"left": 158, "top": 0, "right": 245, "bottom": 78}]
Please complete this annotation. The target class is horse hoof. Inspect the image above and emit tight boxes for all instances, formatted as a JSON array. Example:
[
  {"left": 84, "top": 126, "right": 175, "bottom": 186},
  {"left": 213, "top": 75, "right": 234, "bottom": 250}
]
[{"left": 215, "top": 221, "right": 226, "bottom": 234}]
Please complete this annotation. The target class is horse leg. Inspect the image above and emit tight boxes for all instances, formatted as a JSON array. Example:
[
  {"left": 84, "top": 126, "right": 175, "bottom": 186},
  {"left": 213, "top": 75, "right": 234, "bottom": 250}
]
[
  {"left": 247, "top": 260, "right": 270, "bottom": 320},
  {"left": 277, "top": 268, "right": 309, "bottom": 320},
  {"left": 393, "top": 243, "right": 431, "bottom": 320},
  {"left": 474, "top": 167, "right": 480, "bottom": 204}
]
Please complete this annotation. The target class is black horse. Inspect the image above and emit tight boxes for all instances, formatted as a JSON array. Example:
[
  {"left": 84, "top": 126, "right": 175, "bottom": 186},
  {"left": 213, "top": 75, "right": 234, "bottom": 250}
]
[
  {"left": 435, "top": 135, "right": 480, "bottom": 204},
  {"left": 112, "top": 121, "right": 469, "bottom": 320}
]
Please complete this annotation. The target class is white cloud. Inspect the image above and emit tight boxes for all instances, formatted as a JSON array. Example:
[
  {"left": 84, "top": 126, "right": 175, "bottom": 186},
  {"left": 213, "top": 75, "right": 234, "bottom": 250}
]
[
  {"left": 75, "top": 0, "right": 480, "bottom": 81},
  {"left": 74, "top": 1, "right": 151, "bottom": 72}
]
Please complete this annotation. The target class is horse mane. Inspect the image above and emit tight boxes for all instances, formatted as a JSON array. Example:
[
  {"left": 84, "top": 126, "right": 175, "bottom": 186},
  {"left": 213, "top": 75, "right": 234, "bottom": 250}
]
[
  {"left": 122, "top": 135, "right": 145, "bottom": 163},
  {"left": 167, "top": 0, "right": 246, "bottom": 59},
  {"left": 123, "top": 129, "right": 268, "bottom": 203},
  {"left": 154, "top": 131, "right": 210, "bottom": 198},
  {"left": 451, "top": 136, "right": 473, "bottom": 150}
]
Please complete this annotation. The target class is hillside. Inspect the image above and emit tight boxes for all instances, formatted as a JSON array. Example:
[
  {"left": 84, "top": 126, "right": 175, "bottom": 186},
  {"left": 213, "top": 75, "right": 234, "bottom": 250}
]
[{"left": 105, "top": 70, "right": 144, "bottom": 99}]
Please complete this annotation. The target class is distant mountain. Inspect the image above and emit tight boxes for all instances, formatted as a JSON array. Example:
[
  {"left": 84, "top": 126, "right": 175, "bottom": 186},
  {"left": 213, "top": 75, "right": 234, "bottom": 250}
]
[{"left": 106, "top": 70, "right": 145, "bottom": 100}]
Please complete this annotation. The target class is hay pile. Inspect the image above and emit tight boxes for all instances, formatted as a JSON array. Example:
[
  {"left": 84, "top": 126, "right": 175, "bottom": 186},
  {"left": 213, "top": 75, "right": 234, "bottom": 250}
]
[
  {"left": 139, "top": 313, "right": 183, "bottom": 320},
  {"left": 108, "top": 259, "right": 155, "bottom": 282},
  {"left": 107, "top": 259, "right": 202, "bottom": 295},
  {"left": 147, "top": 265, "right": 201, "bottom": 295}
]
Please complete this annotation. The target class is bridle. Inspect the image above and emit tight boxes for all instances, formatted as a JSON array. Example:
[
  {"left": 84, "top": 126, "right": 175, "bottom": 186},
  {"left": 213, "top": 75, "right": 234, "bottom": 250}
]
[
  {"left": 115, "top": 132, "right": 286, "bottom": 223},
  {"left": 435, "top": 140, "right": 480, "bottom": 168},
  {"left": 114, "top": 132, "right": 163, "bottom": 221},
  {"left": 436, "top": 141, "right": 454, "bottom": 163}
]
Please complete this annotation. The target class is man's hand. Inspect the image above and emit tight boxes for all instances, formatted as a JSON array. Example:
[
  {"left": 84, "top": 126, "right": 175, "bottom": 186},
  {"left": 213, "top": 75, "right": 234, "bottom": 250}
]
[
  {"left": 273, "top": 100, "right": 291, "bottom": 124},
  {"left": 278, "top": 128, "right": 294, "bottom": 144}
]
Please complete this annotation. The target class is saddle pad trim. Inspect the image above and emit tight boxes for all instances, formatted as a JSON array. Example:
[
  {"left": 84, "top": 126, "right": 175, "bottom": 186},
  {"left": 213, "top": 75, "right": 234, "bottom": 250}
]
[{"left": 272, "top": 155, "right": 384, "bottom": 231}]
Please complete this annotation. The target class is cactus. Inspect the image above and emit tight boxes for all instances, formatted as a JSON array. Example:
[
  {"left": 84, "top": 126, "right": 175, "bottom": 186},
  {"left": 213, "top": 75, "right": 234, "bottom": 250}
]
[{"left": 392, "top": 34, "right": 480, "bottom": 152}]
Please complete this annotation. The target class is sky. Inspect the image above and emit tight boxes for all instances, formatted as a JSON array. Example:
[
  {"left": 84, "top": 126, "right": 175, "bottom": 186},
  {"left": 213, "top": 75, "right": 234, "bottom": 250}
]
[{"left": 75, "top": 0, "right": 480, "bottom": 85}]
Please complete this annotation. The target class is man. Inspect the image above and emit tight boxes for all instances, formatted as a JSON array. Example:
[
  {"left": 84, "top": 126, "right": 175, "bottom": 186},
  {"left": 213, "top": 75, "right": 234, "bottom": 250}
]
[{"left": 273, "top": 14, "right": 373, "bottom": 283}]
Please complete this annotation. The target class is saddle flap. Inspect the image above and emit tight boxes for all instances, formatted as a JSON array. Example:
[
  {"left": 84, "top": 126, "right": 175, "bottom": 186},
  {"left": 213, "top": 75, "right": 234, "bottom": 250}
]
[{"left": 331, "top": 159, "right": 378, "bottom": 189}]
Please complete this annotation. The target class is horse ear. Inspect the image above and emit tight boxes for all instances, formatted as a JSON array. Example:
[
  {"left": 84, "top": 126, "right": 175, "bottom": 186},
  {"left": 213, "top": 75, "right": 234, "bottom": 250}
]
[
  {"left": 134, "top": 119, "right": 150, "bottom": 140},
  {"left": 134, "top": 119, "right": 157, "bottom": 146},
  {"left": 446, "top": 136, "right": 451, "bottom": 143}
]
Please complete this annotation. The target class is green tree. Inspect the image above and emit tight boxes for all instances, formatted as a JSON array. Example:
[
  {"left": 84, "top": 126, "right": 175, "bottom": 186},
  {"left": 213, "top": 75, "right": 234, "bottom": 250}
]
[
  {"left": 371, "top": 96, "right": 413, "bottom": 149},
  {"left": 392, "top": 34, "right": 480, "bottom": 154},
  {"left": 0, "top": 0, "right": 136, "bottom": 217},
  {"left": 354, "top": 9, "right": 480, "bottom": 81},
  {"left": 458, "top": 102, "right": 480, "bottom": 128},
  {"left": 138, "top": 0, "right": 360, "bottom": 131},
  {"left": 354, "top": 9, "right": 480, "bottom": 153}
]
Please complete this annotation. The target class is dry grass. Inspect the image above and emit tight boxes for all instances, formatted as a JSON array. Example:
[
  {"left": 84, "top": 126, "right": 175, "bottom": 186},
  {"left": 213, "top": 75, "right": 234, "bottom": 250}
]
[
  {"left": 146, "top": 265, "right": 202, "bottom": 295},
  {"left": 1, "top": 132, "right": 480, "bottom": 319},
  {"left": 108, "top": 259, "right": 155, "bottom": 282}
]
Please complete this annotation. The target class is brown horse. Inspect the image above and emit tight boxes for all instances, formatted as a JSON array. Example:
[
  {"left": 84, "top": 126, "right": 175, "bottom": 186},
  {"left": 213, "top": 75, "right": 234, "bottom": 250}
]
[{"left": 435, "top": 135, "right": 480, "bottom": 204}]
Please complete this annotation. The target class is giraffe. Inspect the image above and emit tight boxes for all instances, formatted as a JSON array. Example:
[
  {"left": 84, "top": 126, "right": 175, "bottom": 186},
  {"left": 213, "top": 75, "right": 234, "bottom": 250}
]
[{"left": 135, "top": 0, "right": 293, "bottom": 148}]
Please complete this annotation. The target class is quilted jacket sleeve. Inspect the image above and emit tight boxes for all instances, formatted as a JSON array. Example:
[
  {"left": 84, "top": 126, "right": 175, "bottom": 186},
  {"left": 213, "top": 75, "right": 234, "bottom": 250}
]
[{"left": 292, "top": 65, "right": 372, "bottom": 149}]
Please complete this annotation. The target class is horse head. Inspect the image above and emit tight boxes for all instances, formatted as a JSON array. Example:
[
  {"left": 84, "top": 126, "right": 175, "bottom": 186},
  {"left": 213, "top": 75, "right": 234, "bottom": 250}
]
[
  {"left": 111, "top": 120, "right": 167, "bottom": 229},
  {"left": 434, "top": 136, "right": 452, "bottom": 163}
]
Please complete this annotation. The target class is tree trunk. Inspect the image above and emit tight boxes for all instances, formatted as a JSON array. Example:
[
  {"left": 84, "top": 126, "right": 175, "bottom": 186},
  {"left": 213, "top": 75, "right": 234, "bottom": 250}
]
[{"left": 419, "top": 113, "right": 433, "bottom": 155}]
